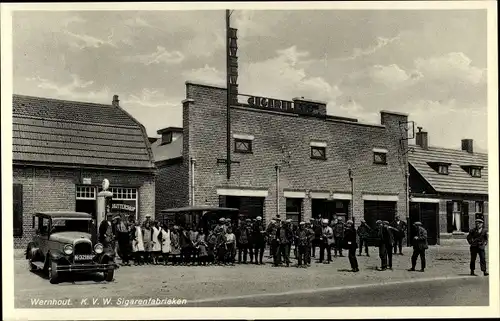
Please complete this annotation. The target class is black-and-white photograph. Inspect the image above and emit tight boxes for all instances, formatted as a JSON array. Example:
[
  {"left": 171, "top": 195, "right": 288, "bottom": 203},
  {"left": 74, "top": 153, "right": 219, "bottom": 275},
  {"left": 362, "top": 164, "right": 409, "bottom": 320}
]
[{"left": 1, "top": 1, "right": 498, "bottom": 319}]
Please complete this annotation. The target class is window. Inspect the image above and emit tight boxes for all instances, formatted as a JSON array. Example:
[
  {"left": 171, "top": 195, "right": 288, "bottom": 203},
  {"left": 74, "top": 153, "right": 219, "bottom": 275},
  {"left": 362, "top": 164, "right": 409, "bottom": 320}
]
[
  {"left": 373, "top": 152, "right": 387, "bottom": 165},
  {"left": 13, "top": 184, "right": 23, "bottom": 237},
  {"left": 234, "top": 139, "right": 252, "bottom": 153},
  {"left": 475, "top": 201, "right": 484, "bottom": 214},
  {"left": 76, "top": 186, "right": 96, "bottom": 200},
  {"left": 438, "top": 165, "right": 449, "bottom": 175},
  {"left": 471, "top": 167, "right": 481, "bottom": 178},
  {"left": 286, "top": 198, "right": 302, "bottom": 225},
  {"left": 161, "top": 132, "right": 172, "bottom": 145},
  {"left": 311, "top": 146, "right": 326, "bottom": 160}
]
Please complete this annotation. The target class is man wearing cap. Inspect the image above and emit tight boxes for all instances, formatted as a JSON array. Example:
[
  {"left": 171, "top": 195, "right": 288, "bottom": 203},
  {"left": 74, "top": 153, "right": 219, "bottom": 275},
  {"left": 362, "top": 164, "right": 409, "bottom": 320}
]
[
  {"left": 99, "top": 214, "right": 115, "bottom": 251},
  {"left": 277, "top": 218, "right": 294, "bottom": 267},
  {"left": 357, "top": 220, "right": 371, "bottom": 256},
  {"left": 236, "top": 219, "right": 251, "bottom": 264},
  {"left": 285, "top": 219, "right": 294, "bottom": 259},
  {"left": 376, "top": 220, "right": 392, "bottom": 271},
  {"left": 333, "top": 217, "right": 345, "bottom": 257},
  {"left": 266, "top": 219, "right": 280, "bottom": 266},
  {"left": 343, "top": 220, "right": 359, "bottom": 272},
  {"left": 467, "top": 218, "right": 489, "bottom": 276},
  {"left": 391, "top": 215, "right": 408, "bottom": 255},
  {"left": 319, "top": 219, "right": 334, "bottom": 264},
  {"left": 296, "top": 221, "right": 314, "bottom": 267},
  {"left": 408, "top": 222, "right": 428, "bottom": 272},
  {"left": 252, "top": 216, "right": 266, "bottom": 264},
  {"left": 311, "top": 217, "right": 322, "bottom": 259},
  {"left": 247, "top": 219, "right": 256, "bottom": 264}
]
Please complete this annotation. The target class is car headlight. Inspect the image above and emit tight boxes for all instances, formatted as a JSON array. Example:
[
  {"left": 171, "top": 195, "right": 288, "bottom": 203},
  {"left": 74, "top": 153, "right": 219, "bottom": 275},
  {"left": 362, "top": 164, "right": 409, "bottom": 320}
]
[
  {"left": 94, "top": 243, "right": 104, "bottom": 254},
  {"left": 63, "top": 244, "right": 73, "bottom": 255}
]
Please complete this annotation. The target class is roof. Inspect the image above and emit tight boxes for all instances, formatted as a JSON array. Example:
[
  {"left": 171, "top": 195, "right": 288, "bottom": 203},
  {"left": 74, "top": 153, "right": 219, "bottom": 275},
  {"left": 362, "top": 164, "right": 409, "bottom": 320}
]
[
  {"left": 35, "top": 211, "right": 92, "bottom": 219},
  {"left": 160, "top": 206, "right": 239, "bottom": 213},
  {"left": 151, "top": 134, "right": 183, "bottom": 163},
  {"left": 157, "top": 127, "right": 183, "bottom": 134},
  {"left": 13, "top": 95, "right": 155, "bottom": 170},
  {"left": 409, "top": 144, "right": 488, "bottom": 195}
]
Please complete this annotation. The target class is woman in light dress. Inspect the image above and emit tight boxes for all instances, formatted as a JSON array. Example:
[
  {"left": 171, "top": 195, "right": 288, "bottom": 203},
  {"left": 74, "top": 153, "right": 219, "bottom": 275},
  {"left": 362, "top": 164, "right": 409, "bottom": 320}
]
[
  {"left": 132, "top": 220, "right": 145, "bottom": 266},
  {"left": 151, "top": 221, "right": 162, "bottom": 264},
  {"left": 160, "top": 223, "right": 172, "bottom": 265},
  {"left": 142, "top": 221, "right": 153, "bottom": 264}
]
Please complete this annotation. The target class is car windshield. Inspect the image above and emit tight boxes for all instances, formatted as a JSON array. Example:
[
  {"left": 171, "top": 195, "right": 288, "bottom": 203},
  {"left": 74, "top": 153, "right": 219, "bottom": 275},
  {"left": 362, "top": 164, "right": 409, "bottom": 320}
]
[{"left": 51, "top": 219, "right": 91, "bottom": 233}]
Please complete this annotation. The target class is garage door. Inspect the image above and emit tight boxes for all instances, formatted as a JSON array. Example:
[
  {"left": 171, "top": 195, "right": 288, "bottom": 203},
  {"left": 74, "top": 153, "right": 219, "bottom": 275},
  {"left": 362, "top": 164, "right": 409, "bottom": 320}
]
[{"left": 363, "top": 201, "right": 396, "bottom": 229}]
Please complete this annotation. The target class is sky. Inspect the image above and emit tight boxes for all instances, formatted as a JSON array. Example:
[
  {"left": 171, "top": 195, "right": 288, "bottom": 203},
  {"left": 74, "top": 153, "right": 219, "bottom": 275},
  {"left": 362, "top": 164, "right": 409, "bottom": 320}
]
[{"left": 11, "top": 8, "right": 489, "bottom": 152}]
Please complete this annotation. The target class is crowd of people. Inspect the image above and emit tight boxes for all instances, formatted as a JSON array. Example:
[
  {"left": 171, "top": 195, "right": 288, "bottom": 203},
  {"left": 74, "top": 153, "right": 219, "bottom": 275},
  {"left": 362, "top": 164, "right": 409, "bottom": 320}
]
[{"left": 96, "top": 213, "right": 488, "bottom": 275}]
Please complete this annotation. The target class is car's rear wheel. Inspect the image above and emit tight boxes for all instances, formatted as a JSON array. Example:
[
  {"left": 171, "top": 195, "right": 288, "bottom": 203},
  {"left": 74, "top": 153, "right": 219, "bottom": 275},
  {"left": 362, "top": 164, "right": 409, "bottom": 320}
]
[{"left": 48, "top": 258, "right": 59, "bottom": 284}]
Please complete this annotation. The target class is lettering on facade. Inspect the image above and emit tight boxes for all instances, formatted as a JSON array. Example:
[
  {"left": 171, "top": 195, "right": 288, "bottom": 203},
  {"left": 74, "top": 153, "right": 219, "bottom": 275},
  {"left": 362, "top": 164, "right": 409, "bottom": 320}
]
[
  {"left": 246, "top": 96, "right": 324, "bottom": 117},
  {"left": 111, "top": 203, "right": 136, "bottom": 212}
]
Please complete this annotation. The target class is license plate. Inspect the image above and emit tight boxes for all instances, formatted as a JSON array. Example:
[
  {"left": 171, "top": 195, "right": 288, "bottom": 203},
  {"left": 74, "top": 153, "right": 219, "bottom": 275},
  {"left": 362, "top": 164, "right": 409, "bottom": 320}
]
[{"left": 74, "top": 254, "right": 94, "bottom": 261}]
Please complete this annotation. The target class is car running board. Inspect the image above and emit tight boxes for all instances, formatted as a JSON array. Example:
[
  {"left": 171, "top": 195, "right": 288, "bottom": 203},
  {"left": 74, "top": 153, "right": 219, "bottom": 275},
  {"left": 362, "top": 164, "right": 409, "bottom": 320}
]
[{"left": 32, "top": 262, "right": 44, "bottom": 270}]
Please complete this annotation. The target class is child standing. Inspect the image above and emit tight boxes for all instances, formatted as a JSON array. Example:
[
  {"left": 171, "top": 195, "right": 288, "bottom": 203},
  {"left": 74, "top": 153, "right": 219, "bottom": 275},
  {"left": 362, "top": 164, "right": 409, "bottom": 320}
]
[
  {"left": 225, "top": 227, "right": 236, "bottom": 266},
  {"left": 170, "top": 226, "right": 181, "bottom": 265}
]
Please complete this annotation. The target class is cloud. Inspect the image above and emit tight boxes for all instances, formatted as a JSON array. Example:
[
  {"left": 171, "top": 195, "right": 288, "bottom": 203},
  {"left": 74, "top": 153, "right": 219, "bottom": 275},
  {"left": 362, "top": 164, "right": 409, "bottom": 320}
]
[
  {"left": 61, "top": 16, "right": 86, "bottom": 28},
  {"left": 63, "top": 29, "right": 117, "bottom": 49},
  {"left": 414, "top": 52, "right": 486, "bottom": 85},
  {"left": 127, "top": 89, "right": 179, "bottom": 108},
  {"left": 182, "top": 31, "right": 225, "bottom": 58},
  {"left": 124, "top": 17, "right": 155, "bottom": 28},
  {"left": 25, "top": 74, "right": 111, "bottom": 102},
  {"left": 335, "top": 34, "right": 401, "bottom": 61},
  {"left": 182, "top": 65, "right": 225, "bottom": 85},
  {"left": 123, "top": 46, "right": 185, "bottom": 65},
  {"left": 233, "top": 10, "right": 270, "bottom": 41}
]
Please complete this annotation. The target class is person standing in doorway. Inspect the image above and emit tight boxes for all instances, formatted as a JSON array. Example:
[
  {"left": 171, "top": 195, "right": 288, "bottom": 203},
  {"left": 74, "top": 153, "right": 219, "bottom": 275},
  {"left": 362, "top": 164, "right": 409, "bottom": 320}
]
[
  {"left": 467, "top": 218, "right": 489, "bottom": 276},
  {"left": 319, "top": 219, "right": 334, "bottom": 264},
  {"left": 343, "top": 220, "right": 359, "bottom": 272},
  {"left": 408, "top": 222, "right": 428, "bottom": 272},
  {"left": 357, "top": 220, "right": 371, "bottom": 256},
  {"left": 391, "top": 215, "right": 407, "bottom": 255}
]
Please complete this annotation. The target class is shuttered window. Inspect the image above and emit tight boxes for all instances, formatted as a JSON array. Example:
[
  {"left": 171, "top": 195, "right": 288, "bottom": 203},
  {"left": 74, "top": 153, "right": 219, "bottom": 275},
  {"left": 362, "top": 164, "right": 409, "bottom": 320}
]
[{"left": 13, "top": 184, "right": 23, "bottom": 237}]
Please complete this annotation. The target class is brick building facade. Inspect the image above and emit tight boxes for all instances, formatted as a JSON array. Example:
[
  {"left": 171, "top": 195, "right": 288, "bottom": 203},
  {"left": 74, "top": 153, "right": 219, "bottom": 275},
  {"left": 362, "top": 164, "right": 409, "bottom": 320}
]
[
  {"left": 12, "top": 95, "right": 156, "bottom": 249},
  {"left": 408, "top": 128, "right": 488, "bottom": 245},
  {"left": 153, "top": 81, "right": 410, "bottom": 229}
]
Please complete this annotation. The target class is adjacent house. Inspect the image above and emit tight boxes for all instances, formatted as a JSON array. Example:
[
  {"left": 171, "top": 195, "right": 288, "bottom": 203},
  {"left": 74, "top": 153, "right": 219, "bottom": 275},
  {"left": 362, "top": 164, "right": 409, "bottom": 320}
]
[
  {"left": 408, "top": 127, "right": 488, "bottom": 245},
  {"left": 12, "top": 94, "right": 156, "bottom": 248}
]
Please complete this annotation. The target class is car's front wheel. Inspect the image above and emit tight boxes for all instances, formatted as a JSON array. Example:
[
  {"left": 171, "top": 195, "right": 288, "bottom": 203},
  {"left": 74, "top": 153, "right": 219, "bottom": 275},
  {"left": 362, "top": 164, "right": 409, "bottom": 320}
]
[
  {"left": 103, "top": 269, "right": 114, "bottom": 282},
  {"left": 48, "top": 258, "right": 59, "bottom": 284},
  {"left": 26, "top": 250, "right": 36, "bottom": 272}
]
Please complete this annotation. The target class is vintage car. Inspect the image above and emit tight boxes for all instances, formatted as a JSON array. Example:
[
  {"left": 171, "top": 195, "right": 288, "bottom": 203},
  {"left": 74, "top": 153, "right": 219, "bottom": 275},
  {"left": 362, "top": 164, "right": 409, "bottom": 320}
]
[{"left": 25, "top": 211, "right": 117, "bottom": 284}]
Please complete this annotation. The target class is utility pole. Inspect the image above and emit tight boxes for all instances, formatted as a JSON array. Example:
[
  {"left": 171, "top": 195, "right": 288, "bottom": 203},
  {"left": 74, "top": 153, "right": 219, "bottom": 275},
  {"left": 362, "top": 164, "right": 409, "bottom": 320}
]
[{"left": 225, "top": 9, "right": 231, "bottom": 180}]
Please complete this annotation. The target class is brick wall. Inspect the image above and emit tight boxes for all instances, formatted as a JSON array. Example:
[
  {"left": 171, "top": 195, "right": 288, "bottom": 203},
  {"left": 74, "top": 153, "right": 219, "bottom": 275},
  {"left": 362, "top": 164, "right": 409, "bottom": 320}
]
[
  {"left": 155, "top": 161, "right": 189, "bottom": 214},
  {"left": 183, "top": 82, "right": 408, "bottom": 225},
  {"left": 13, "top": 166, "right": 155, "bottom": 249}
]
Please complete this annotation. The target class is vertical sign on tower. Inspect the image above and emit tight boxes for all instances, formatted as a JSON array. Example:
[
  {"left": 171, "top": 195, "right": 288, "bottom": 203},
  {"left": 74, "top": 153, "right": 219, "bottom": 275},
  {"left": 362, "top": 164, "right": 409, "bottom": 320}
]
[{"left": 226, "top": 10, "right": 238, "bottom": 180}]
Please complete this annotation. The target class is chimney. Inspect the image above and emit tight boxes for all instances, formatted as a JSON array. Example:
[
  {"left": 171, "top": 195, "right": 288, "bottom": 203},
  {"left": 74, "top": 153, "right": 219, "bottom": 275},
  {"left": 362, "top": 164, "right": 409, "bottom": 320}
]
[
  {"left": 461, "top": 139, "right": 473, "bottom": 153},
  {"left": 415, "top": 126, "right": 428, "bottom": 150},
  {"left": 112, "top": 95, "right": 120, "bottom": 107}
]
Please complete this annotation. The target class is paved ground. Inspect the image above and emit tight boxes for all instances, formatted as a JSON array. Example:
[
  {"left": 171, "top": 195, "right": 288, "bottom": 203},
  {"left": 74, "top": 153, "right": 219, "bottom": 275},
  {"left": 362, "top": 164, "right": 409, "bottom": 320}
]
[{"left": 14, "top": 245, "right": 489, "bottom": 308}]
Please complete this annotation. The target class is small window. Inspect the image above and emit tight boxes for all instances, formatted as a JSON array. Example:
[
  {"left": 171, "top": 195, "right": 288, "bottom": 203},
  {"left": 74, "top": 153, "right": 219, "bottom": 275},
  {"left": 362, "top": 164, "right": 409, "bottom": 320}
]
[
  {"left": 471, "top": 167, "right": 481, "bottom": 178},
  {"left": 311, "top": 146, "right": 326, "bottom": 160},
  {"left": 373, "top": 152, "right": 387, "bottom": 165},
  {"left": 234, "top": 139, "right": 252, "bottom": 153},
  {"left": 438, "top": 165, "right": 449, "bottom": 175},
  {"left": 161, "top": 132, "right": 173, "bottom": 145},
  {"left": 475, "top": 201, "right": 484, "bottom": 214}
]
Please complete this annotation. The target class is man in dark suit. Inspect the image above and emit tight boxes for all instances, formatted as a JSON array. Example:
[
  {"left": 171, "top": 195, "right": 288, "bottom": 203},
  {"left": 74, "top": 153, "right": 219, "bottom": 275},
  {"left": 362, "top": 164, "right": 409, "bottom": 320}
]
[
  {"left": 391, "top": 215, "right": 407, "bottom": 255},
  {"left": 357, "top": 220, "right": 371, "bottom": 256},
  {"left": 408, "top": 222, "right": 428, "bottom": 272},
  {"left": 377, "top": 220, "right": 395, "bottom": 271},
  {"left": 467, "top": 218, "right": 489, "bottom": 276},
  {"left": 99, "top": 214, "right": 115, "bottom": 250},
  {"left": 277, "top": 219, "right": 294, "bottom": 267}
]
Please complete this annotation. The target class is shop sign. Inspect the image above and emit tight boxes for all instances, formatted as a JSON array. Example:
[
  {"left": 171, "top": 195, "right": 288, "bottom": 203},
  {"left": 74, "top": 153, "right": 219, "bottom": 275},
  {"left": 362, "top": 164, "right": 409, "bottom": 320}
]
[
  {"left": 246, "top": 96, "right": 324, "bottom": 117},
  {"left": 111, "top": 200, "right": 136, "bottom": 213}
]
